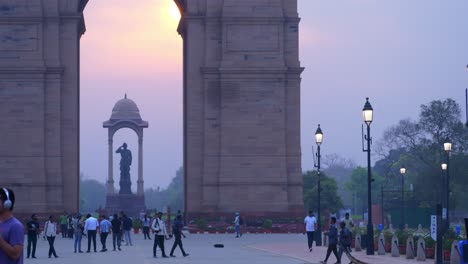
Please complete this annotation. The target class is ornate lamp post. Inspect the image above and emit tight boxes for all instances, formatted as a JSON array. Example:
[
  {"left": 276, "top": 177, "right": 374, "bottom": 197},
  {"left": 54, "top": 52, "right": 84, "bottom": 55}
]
[
  {"left": 314, "top": 124, "right": 323, "bottom": 246},
  {"left": 441, "top": 162, "right": 447, "bottom": 220},
  {"left": 465, "top": 65, "right": 468, "bottom": 127},
  {"left": 443, "top": 139, "right": 452, "bottom": 231},
  {"left": 362, "top": 97, "right": 374, "bottom": 255},
  {"left": 400, "top": 166, "right": 406, "bottom": 229}
]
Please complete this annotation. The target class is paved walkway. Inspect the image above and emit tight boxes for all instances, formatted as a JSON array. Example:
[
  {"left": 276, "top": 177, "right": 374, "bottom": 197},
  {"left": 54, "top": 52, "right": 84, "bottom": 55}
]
[{"left": 23, "top": 233, "right": 430, "bottom": 264}]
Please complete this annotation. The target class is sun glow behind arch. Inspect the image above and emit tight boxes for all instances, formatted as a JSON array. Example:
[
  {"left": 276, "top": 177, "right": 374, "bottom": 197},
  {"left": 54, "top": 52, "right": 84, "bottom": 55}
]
[{"left": 168, "top": 1, "right": 181, "bottom": 22}]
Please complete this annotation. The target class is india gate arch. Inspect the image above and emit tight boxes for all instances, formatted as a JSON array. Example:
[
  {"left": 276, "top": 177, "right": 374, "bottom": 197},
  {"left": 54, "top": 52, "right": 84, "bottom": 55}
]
[
  {"left": 175, "top": 0, "right": 304, "bottom": 219},
  {"left": 0, "top": 0, "right": 304, "bottom": 218}
]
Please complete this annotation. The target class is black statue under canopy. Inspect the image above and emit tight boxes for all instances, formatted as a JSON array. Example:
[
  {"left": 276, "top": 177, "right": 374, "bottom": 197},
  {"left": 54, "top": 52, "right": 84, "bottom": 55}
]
[{"left": 116, "top": 142, "right": 132, "bottom": 194}]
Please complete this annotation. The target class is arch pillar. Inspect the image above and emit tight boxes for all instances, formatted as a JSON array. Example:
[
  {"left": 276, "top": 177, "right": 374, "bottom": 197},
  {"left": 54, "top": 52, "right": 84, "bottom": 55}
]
[
  {"left": 107, "top": 134, "right": 115, "bottom": 194},
  {"left": 137, "top": 134, "right": 144, "bottom": 195}
]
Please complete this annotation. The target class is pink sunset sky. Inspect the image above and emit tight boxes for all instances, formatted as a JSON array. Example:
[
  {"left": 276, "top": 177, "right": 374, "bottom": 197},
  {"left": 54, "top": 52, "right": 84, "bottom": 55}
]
[{"left": 80, "top": 0, "right": 468, "bottom": 190}]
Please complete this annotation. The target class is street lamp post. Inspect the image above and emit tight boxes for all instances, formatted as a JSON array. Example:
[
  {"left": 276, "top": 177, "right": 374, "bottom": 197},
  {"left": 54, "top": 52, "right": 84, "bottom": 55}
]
[
  {"left": 400, "top": 166, "right": 406, "bottom": 229},
  {"left": 314, "top": 124, "right": 323, "bottom": 246},
  {"left": 443, "top": 139, "right": 452, "bottom": 231},
  {"left": 465, "top": 65, "right": 468, "bottom": 127},
  {"left": 441, "top": 162, "right": 448, "bottom": 224},
  {"left": 362, "top": 97, "right": 374, "bottom": 255}
]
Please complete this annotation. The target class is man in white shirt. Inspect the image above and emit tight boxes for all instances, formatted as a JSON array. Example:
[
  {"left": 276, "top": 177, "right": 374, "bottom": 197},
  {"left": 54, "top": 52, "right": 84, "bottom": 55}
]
[
  {"left": 84, "top": 214, "right": 99, "bottom": 253},
  {"left": 304, "top": 210, "right": 317, "bottom": 252},
  {"left": 152, "top": 212, "right": 169, "bottom": 258}
]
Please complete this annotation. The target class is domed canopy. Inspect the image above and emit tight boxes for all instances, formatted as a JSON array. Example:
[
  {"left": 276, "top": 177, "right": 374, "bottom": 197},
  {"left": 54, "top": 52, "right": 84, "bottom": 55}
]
[
  {"left": 110, "top": 95, "right": 141, "bottom": 120},
  {"left": 103, "top": 94, "right": 148, "bottom": 129}
]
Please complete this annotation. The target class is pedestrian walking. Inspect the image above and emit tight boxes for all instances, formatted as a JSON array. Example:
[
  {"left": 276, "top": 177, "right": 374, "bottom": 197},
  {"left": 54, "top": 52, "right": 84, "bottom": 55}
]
[
  {"left": 72, "top": 214, "right": 84, "bottom": 253},
  {"left": 304, "top": 210, "right": 317, "bottom": 252},
  {"left": 26, "top": 213, "right": 39, "bottom": 258},
  {"left": 122, "top": 214, "right": 133, "bottom": 246},
  {"left": 84, "top": 214, "right": 99, "bottom": 253},
  {"left": 320, "top": 217, "right": 340, "bottom": 264},
  {"left": 59, "top": 213, "right": 68, "bottom": 238},
  {"left": 338, "top": 221, "right": 352, "bottom": 264},
  {"left": 67, "top": 215, "right": 74, "bottom": 239},
  {"left": 234, "top": 212, "right": 242, "bottom": 238},
  {"left": 341, "top": 213, "right": 354, "bottom": 252},
  {"left": 152, "top": 212, "right": 169, "bottom": 258},
  {"left": 44, "top": 215, "right": 58, "bottom": 258},
  {"left": 99, "top": 215, "right": 112, "bottom": 252},
  {"left": 0, "top": 187, "right": 24, "bottom": 264},
  {"left": 142, "top": 214, "right": 151, "bottom": 240},
  {"left": 111, "top": 214, "right": 122, "bottom": 251},
  {"left": 169, "top": 215, "right": 189, "bottom": 257}
]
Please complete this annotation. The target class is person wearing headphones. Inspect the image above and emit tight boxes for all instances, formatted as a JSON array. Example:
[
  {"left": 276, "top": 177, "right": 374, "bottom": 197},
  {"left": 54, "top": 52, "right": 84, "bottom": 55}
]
[{"left": 0, "top": 187, "right": 24, "bottom": 264}]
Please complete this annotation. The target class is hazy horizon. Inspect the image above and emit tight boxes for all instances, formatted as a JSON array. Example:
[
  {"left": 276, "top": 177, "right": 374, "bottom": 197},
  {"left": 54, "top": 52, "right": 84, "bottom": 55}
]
[{"left": 80, "top": 0, "right": 468, "bottom": 190}]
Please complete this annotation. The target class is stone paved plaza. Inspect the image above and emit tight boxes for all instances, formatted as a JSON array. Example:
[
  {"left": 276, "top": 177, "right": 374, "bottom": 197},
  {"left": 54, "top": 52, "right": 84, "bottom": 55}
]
[{"left": 23, "top": 233, "right": 431, "bottom": 264}]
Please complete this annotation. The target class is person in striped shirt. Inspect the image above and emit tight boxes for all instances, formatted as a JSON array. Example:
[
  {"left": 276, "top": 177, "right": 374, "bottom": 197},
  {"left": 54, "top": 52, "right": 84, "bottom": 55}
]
[{"left": 99, "top": 215, "right": 112, "bottom": 252}]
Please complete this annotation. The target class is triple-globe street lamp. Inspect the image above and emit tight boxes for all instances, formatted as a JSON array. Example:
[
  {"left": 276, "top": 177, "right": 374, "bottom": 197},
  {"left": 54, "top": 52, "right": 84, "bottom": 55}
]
[
  {"left": 314, "top": 124, "right": 323, "bottom": 246},
  {"left": 362, "top": 97, "right": 374, "bottom": 255}
]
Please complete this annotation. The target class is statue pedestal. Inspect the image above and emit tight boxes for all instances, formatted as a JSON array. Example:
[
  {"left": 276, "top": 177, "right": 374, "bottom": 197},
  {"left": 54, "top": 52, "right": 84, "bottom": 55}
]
[{"left": 105, "top": 194, "right": 146, "bottom": 218}]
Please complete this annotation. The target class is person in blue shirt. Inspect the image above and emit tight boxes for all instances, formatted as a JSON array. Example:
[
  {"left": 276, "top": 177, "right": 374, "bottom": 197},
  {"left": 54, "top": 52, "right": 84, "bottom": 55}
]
[
  {"left": 320, "top": 217, "right": 340, "bottom": 264},
  {"left": 99, "top": 215, "right": 112, "bottom": 252}
]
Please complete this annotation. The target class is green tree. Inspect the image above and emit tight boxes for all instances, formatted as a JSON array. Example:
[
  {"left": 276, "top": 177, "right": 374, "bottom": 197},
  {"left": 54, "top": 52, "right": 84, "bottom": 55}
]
[
  {"left": 80, "top": 175, "right": 106, "bottom": 213},
  {"left": 323, "top": 154, "right": 356, "bottom": 208},
  {"left": 303, "top": 170, "right": 343, "bottom": 215},
  {"left": 376, "top": 98, "right": 468, "bottom": 210},
  {"left": 345, "top": 167, "right": 383, "bottom": 215},
  {"left": 145, "top": 167, "right": 183, "bottom": 211}
]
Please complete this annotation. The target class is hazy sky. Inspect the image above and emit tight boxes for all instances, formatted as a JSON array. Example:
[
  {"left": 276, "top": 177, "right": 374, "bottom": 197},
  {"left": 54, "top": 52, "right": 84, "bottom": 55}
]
[{"left": 80, "top": 0, "right": 468, "bottom": 190}]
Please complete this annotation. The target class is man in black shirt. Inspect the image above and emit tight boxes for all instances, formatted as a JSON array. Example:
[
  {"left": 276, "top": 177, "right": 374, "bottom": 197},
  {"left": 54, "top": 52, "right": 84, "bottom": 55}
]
[
  {"left": 169, "top": 215, "right": 189, "bottom": 257},
  {"left": 26, "top": 214, "right": 39, "bottom": 258},
  {"left": 111, "top": 214, "right": 122, "bottom": 251}
]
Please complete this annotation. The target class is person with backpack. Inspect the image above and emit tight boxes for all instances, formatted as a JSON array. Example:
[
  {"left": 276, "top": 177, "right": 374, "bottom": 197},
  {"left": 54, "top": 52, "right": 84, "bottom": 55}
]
[{"left": 338, "top": 221, "right": 352, "bottom": 264}]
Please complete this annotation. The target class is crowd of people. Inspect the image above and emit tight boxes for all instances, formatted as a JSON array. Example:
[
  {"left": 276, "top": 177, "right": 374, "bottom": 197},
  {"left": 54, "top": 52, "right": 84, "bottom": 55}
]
[
  {"left": 1, "top": 186, "right": 357, "bottom": 264},
  {"left": 304, "top": 210, "right": 354, "bottom": 264},
  {"left": 0, "top": 187, "right": 191, "bottom": 264},
  {"left": 24, "top": 210, "right": 191, "bottom": 259}
]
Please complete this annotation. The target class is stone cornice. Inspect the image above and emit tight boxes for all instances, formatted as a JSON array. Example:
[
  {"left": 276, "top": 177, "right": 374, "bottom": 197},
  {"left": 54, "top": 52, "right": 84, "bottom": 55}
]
[
  {"left": 202, "top": 182, "right": 303, "bottom": 187},
  {"left": 0, "top": 67, "right": 64, "bottom": 75},
  {"left": 201, "top": 67, "right": 304, "bottom": 75}
]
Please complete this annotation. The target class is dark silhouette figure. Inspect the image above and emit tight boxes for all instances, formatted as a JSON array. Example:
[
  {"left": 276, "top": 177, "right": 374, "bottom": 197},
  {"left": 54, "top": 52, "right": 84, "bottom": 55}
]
[{"left": 116, "top": 143, "right": 132, "bottom": 194}]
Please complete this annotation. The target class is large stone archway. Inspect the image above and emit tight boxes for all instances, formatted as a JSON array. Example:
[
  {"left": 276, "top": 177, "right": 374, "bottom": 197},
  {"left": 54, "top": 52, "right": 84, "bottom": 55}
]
[
  {"left": 0, "top": 0, "right": 87, "bottom": 216},
  {"left": 175, "top": 0, "right": 304, "bottom": 219},
  {"left": 0, "top": 0, "right": 303, "bottom": 218}
]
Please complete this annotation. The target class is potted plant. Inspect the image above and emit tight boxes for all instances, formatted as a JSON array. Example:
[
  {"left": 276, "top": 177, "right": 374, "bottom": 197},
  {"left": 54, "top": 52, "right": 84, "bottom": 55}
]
[
  {"left": 196, "top": 218, "right": 207, "bottom": 231},
  {"left": 383, "top": 230, "right": 393, "bottom": 252},
  {"left": 443, "top": 228, "right": 460, "bottom": 261},
  {"left": 424, "top": 236, "right": 435, "bottom": 259},
  {"left": 132, "top": 219, "right": 142, "bottom": 234},
  {"left": 396, "top": 230, "right": 409, "bottom": 254},
  {"left": 263, "top": 219, "right": 273, "bottom": 233}
]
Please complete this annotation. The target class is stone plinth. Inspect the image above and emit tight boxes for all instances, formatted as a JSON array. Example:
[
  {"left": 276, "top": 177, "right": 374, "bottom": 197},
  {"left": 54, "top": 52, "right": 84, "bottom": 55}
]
[{"left": 105, "top": 194, "right": 146, "bottom": 218}]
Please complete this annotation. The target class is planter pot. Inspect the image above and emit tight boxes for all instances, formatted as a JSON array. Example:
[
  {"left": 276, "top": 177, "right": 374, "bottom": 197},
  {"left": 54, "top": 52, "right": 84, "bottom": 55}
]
[
  {"left": 133, "top": 229, "right": 140, "bottom": 234},
  {"left": 351, "top": 238, "right": 355, "bottom": 248},
  {"left": 385, "top": 243, "right": 391, "bottom": 253},
  {"left": 425, "top": 248, "right": 435, "bottom": 259},
  {"left": 399, "top": 245, "right": 406, "bottom": 254},
  {"left": 443, "top": 250, "right": 450, "bottom": 261}
]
